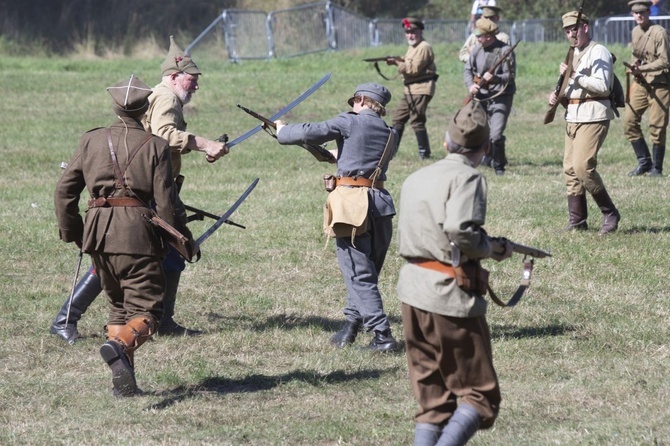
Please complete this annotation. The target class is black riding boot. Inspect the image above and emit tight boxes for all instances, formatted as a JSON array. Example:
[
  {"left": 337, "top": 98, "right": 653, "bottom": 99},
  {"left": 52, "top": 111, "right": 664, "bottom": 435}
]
[
  {"left": 157, "top": 270, "right": 202, "bottom": 336},
  {"left": 329, "top": 319, "right": 361, "bottom": 348},
  {"left": 50, "top": 266, "right": 102, "bottom": 345},
  {"left": 650, "top": 144, "right": 665, "bottom": 177},
  {"left": 591, "top": 189, "right": 620, "bottom": 235},
  {"left": 566, "top": 194, "right": 588, "bottom": 231},
  {"left": 416, "top": 130, "right": 431, "bottom": 159},
  {"left": 628, "top": 139, "right": 652, "bottom": 176},
  {"left": 490, "top": 139, "right": 507, "bottom": 175}
]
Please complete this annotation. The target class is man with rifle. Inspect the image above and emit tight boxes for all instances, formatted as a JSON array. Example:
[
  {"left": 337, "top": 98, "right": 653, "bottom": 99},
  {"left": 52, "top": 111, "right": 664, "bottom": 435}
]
[
  {"left": 464, "top": 17, "right": 516, "bottom": 175},
  {"left": 459, "top": 6, "right": 511, "bottom": 64},
  {"left": 623, "top": 0, "right": 669, "bottom": 177},
  {"left": 50, "top": 36, "right": 229, "bottom": 343},
  {"left": 548, "top": 11, "right": 621, "bottom": 235},
  {"left": 386, "top": 17, "right": 438, "bottom": 160}
]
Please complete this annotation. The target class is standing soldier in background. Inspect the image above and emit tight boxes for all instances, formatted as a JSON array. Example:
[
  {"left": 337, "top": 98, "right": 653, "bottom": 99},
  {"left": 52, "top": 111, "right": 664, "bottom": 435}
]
[
  {"left": 54, "top": 75, "right": 196, "bottom": 396},
  {"left": 397, "top": 102, "right": 513, "bottom": 446},
  {"left": 387, "top": 17, "right": 438, "bottom": 160},
  {"left": 49, "top": 36, "right": 228, "bottom": 343},
  {"left": 459, "top": 6, "right": 511, "bottom": 64},
  {"left": 548, "top": 11, "right": 621, "bottom": 235},
  {"left": 464, "top": 17, "right": 516, "bottom": 175},
  {"left": 624, "top": 0, "right": 670, "bottom": 177}
]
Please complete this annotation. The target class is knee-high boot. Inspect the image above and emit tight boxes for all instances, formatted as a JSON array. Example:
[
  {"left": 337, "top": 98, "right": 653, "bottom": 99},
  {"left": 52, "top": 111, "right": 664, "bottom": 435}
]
[
  {"left": 566, "top": 194, "right": 588, "bottom": 231},
  {"left": 628, "top": 139, "right": 652, "bottom": 176},
  {"left": 157, "top": 270, "right": 202, "bottom": 336},
  {"left": 416, "top": 130, "right": 431, "bottom": 159},
  {"left": 100, "top": 317, "right": 156, "bottom": 397},
  {"left": 591, "top": 189, "right": 621, "bottom": 235},
  {"left": 50, "top": 266, "right": 102, "bottom": 344},
  {"left": 650, "top": 144, "right": 665, "bottom": 176}
]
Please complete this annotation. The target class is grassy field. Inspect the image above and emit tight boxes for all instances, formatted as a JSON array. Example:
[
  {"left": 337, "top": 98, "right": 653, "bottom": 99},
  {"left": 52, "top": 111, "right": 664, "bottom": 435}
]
[{"left": 0, "top": 42, "right": 668, "bottom": 445}]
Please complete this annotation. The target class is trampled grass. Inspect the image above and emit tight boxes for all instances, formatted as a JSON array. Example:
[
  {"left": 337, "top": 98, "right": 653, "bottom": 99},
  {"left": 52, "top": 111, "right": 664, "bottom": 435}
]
[{"left": 0, "top": 42, "right": 668, "bottom": 445}]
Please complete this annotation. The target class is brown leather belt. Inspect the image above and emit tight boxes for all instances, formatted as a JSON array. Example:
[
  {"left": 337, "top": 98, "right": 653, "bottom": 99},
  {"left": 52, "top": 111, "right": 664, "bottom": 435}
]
[
  {"left": 568, "top": 97, "right": 609, "bottom": 104},
  {"left": 407, "top": 258, "right": 455, "bottom": 277},
  {"left": 336, "top": 177, "right": 384, "bottom": 189},
  {"left": 88, "top": 197, "right": 146, "bottom": 209}
]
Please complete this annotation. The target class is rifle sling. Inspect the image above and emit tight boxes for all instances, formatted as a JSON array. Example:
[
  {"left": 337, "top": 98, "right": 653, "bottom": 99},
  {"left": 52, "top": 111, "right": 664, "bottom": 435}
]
[{"left": 372, "top": 61, "right": 399, "bottom": 81}]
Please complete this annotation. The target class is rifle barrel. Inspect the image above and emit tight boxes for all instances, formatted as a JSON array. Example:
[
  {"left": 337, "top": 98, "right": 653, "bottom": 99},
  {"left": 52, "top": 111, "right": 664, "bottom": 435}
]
[{"left": 237, "top": 104, "right": 276, "bottom": 128}]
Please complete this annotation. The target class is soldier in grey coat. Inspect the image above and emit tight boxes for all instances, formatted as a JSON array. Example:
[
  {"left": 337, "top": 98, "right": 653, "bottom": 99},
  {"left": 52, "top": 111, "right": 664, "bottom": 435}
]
[
  {"left": 54, "top": 75, "right": 196, "bottom": 396},
  {"left": 275, "top": 83, "right": 401, "bottom": 352}
]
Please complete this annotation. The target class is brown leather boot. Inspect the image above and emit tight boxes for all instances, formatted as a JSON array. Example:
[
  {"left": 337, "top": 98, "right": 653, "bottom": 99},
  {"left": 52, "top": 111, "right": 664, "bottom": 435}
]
[
  {"left": 591, "top": 189, "right": 620, "bottom": 235},
  {"left": 566, "top": 194, "right": 588, "bottom": 231}
]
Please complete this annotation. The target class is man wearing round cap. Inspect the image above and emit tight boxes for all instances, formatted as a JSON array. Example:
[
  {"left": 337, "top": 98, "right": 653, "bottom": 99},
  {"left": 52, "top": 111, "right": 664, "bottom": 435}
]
[
  {"left": 464, "top": 17, "right": 516, "bottom": 175},
  {"left": 459, "top": 6, "right": 511, "bottom": 64},
  {"left": 274, "top": 83, "right": 401, "bottom": 352},
  {"left": 470, "top": 0, "right": 497, "bottom": 31},
  {"left": 49, "top": 36, "right": 229, "bottom": 343},
  {"left": 623, "top": 0, "right": 669, "bottom": 177},
  {"left": 548, "top": 11, "right": 621, "bottom": 235},
  {"left": 386, "top": 17, "right": 438, "bottom": 160},
  {"left": 397, "top": 101, "right": 512, "bottom": 445},
  {"left": 54, "top": 75, "right": 196, "bottom": 396}
]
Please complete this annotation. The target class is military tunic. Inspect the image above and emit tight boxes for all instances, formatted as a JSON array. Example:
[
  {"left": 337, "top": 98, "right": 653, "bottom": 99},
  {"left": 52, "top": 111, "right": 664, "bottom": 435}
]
[
  {"left": 623, "top": 23, "right": 670, "bottom": 145},
  {"left": 278, "top": 109, "right": 398, "bottom": 332},
  {"left": 54, "top": 118, "right": 191, "bottom": 324},
  {"left": 458, "top": 31, "right": 511, "bottom": 64},
  {"left": 392, "top": 39, "right": 437, "bottom": 135},
  {"left": 397, "top": 153, "right": 500, "bottom": 428}
]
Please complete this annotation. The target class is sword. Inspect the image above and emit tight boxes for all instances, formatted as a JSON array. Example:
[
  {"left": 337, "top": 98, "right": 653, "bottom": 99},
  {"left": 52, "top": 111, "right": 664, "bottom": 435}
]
[
  {"left": 195, "top": 178, "right": 259, "bottom": 246},
  {"left": 222, "top": 73, "right": 331, "bottom": 149}
]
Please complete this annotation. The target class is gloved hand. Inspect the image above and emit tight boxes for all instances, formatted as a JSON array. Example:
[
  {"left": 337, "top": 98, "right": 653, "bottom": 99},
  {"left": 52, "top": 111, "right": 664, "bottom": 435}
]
[{"left": 490, "top": 237, "right": 513, "bottom": 262}]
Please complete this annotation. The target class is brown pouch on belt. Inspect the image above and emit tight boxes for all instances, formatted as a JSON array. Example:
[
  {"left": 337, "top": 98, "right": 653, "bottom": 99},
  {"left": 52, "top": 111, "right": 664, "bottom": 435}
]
[
  {"left": 323, "top": 174, "right": 336, "bottom": 192},
  {"left": 454, "top": 262, "right": 489, "bottom": 296}
]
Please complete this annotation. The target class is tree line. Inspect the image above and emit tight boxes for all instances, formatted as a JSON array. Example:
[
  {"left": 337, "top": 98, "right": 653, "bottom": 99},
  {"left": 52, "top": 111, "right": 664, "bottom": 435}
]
[{"left": 0, "top": 0, "right": 632, "bottom": 55}]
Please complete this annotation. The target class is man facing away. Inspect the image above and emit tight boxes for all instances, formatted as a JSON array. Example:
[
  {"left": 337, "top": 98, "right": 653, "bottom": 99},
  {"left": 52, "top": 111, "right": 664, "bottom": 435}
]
[
  {"left": 50, "top": 36, "right": 228, "bottom": 343},
  {"left": 54, "top": 75, "right": 196, "bottom": 396},
  {"left": 397, "top": 101, "right": 513, "bottom": 445}
]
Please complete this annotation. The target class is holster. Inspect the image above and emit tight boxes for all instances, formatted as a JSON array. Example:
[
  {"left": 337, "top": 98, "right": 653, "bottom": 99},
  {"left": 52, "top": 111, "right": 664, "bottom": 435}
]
[
  {"left": 144, "top": 211, "right": 199, "bottom": 262},
  {"left": 454, "top": 262, "right": 489, "bottom": 296}
]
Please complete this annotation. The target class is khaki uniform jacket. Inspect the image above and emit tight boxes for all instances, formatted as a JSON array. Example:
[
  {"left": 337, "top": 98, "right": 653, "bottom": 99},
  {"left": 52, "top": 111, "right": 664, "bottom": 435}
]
[
  {"left": 398, "top": 39, "right": 437, "bottom": 96},
  {"left": 54, "top": 118, "right": 191, "bottom": 257},
  {"left": 631, "top": 24, "right": 670, "bottom": 85},
  {"left": 397, "top": 154, "right": 493, "bottom": 318},
  {"left": 142, "top": 82, "right": 195, "bottom": 177}
]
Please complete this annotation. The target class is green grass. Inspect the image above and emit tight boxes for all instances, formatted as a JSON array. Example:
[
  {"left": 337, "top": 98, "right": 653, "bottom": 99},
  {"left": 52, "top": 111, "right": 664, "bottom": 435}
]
[{"left": 1, "top": 42, "right": 669, "bottom": 445}]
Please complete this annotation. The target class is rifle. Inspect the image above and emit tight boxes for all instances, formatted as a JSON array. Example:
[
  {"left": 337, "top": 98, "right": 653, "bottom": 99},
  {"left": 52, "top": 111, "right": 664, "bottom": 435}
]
[
  {"left": 463, "top": 40, "right": 520, "bottom": 106},
  {"left": 623, "top": 61, "right": 649, "bottom": 87},
  {"left": 363, "top": 56, "right": 404, "bottom": 81},
  {"left": 544, "top": 0, "right": 585, "bottom": 125},
  {"left": 236, "top": 104, "right": 337, "bottom": 163}
]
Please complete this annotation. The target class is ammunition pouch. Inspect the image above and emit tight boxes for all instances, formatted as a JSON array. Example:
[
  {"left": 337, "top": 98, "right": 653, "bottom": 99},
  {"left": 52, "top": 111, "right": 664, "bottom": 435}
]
[
  {"left": 323, "top": 174, "right": 336, "bottom": 192},
  {"left": 454, "top": 262, "right": 489, "bottom": 296},
  {"left": 403, "top": 73, "right": 439, "bottom": 86}
]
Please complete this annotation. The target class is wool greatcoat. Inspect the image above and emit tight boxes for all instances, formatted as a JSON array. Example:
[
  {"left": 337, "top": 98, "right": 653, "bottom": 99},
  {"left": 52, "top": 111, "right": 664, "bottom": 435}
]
[
  {"left": 277, "top": 109, "right": 398, "bottom": 333},
  {"left": 54, "top": 118, "right": 191, "bottom": 324}
]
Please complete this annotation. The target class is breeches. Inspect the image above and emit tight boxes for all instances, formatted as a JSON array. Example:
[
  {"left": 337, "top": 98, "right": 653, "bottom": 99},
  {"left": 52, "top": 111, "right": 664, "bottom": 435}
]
[
  {"left": 392, "top": 94, "right": 433, "bottom": 133},
  {"left": 623, "top": 82, "right": 670, "bottom": 146},
  {"left": 401, "top": 304, "right": 501, "bottom": 428},
  {"left": 481, "top": 94, "right": 513, "bottom": 143},
  {"left": 91, "top": 253, "right": 165, "bottom": 326},
  {"left": 563, "top": 121, "right": 609, "bottom": 196}
]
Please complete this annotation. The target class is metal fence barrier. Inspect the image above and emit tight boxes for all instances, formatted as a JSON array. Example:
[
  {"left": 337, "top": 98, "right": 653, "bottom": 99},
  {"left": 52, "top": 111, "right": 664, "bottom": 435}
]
[{"left": 186, "top": 1, "right": 670, "bottom": 62}]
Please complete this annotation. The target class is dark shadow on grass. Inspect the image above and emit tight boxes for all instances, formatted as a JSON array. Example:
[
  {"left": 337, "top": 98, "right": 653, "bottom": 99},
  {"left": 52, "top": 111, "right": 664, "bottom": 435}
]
[
  {"left": 143, "top": 367, "right": 394, "bottom": 411},
  {"left": 205, "top": 313, "right": 403, "bottom": 333},
  {"left": 620, "top": 226, "right": 670, "bottom": 234},
  {"left": 490, "top": 323, "right": 576, "bottom": 339}
]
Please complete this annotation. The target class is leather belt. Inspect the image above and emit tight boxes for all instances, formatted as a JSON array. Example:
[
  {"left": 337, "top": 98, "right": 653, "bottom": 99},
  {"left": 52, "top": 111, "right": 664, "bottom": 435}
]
[
  {"left": 335, "top": 176, "right": 384, "bottom": 189},
  {"left": 407, "top": 258, "right": 455, "bottom": 277},
  {"left": 567, "top": 97, "right": 609, "bottom": 104},
  {"left": 88, "top": 197, "right": 146, "bottom": 209}
]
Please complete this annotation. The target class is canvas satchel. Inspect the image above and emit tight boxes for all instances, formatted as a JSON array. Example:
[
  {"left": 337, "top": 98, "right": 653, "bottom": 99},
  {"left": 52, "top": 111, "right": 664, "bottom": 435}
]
[{"left": 323, "top": 185, "right": 370, "bottom": 245}]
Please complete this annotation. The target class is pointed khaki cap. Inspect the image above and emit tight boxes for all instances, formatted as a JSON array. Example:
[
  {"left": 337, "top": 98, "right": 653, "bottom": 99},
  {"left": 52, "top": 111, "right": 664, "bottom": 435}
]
[
  {"left": 161, "top": 35, "right": 201, "bottom": 76},
  {"left": 107, "top": 74, "right": 152, "bottom": 117}
]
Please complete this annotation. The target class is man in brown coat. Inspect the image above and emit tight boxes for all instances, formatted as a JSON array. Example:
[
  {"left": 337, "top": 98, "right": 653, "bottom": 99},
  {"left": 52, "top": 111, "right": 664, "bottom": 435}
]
[{"left": 54, "top": 75, "right": 196, "bottom": 397}]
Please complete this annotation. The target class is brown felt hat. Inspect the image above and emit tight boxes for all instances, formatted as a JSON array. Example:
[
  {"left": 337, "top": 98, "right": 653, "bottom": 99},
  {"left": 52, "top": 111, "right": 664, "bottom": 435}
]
[
  {"left": 474, "top": 18, "right": 499, "bottom": 36},
  {"left": 562, "top": 11, "right": 590, "bottom": 28},
  {"left": 161, "top": 35, "right": 201, "bottom": 76},
  {"left": 482, "top": 6, "right": 502, "bottom": 18},
  {"left": 628, "top": 0, "right": 652, "bottom": 12},
  {"left": 107, "top": 74, "right": 152, "bottom": 118},
  {"left": 447, "top": 102, "right": 489, "bottom": 149}
]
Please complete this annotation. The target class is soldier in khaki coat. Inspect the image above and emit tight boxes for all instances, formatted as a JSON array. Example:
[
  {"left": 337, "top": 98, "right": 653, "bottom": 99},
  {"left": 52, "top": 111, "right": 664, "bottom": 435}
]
[
  {"left": 54, "top": 75, "right": 196, "bottom": 397},
  {"left": 459, "top": 6, "right": 511, "bottom": 64},
  {"left": 387, "top": 17, "right": 438, "bottom": 159},
  {"left": 624, "top": 0, "right": 670, "bottom": 177}
]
